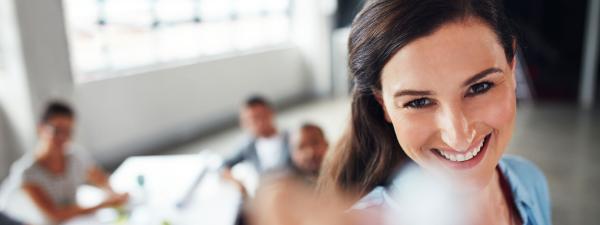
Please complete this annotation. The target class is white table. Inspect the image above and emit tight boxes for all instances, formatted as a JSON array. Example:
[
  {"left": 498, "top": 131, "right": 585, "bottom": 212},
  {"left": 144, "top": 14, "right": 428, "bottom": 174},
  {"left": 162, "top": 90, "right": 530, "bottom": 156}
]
[{"left": 64, "top": 153, "right": 242, "bottom": 225}]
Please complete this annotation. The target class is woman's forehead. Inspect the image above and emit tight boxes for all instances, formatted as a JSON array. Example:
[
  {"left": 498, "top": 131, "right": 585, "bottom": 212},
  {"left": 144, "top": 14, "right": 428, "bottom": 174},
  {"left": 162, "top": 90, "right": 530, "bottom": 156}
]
[{"left": 381, "top": 20, "right": 507, "bottom": 91}]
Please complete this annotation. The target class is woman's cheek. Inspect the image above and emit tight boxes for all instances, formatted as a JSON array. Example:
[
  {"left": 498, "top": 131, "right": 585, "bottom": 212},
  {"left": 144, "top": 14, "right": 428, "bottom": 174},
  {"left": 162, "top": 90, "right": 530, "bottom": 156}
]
[
  {"left": 484, "top": 86, "right": 516, "bottom": 129},
  {"left": 469, "top": 85, "right": 516, "bottom": 156},
  {"left": 391, "top": 111, "right": 438, "bottom": 161}
]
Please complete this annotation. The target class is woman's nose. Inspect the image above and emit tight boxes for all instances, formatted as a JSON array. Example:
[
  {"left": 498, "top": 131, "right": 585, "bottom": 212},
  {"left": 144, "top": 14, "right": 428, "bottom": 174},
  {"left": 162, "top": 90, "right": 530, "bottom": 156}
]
[{"left": 437, "top": 105, "right": 475, "bottom": 152}]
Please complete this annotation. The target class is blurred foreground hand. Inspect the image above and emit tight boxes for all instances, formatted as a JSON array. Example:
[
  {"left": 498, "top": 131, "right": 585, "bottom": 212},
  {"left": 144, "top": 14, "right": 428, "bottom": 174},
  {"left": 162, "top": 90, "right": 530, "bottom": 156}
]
[{"left": 246, "top": 176, "right": 362, "bottom": 225}]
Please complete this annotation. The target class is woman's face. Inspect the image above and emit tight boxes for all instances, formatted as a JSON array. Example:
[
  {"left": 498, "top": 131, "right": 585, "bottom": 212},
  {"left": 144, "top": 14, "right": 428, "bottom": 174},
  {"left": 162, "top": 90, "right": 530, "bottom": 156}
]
[
  {"left": 38, "top": 115, "right": 74, "bottom": 153},
  {"left": 378, "top": 19, "right": 516, "bottom": 189}
]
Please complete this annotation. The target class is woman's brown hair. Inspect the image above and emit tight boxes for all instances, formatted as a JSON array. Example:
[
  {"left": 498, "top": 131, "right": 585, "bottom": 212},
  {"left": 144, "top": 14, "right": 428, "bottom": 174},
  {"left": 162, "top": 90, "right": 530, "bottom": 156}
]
[{"left": 318, "top": 0, "right": 516, "bottom": 196}]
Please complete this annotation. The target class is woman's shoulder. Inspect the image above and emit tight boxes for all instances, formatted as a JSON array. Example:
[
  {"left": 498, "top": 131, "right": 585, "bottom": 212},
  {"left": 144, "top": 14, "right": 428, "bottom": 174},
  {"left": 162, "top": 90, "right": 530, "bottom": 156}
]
[
  {"left": 500, "top": 154, "right": 552, "bottom": 225},
  {"left": 499, "top": 154, "right": 549, "bottom": 198},
  {"left": 20, "top": 158, "right": 45, "bottom": 185},
  {"left": 499, "top": 154, "right": 548, "bottom": 187},
  {"left": 350, "top": 186, "right": 389, "bottom": 211},
  {"left": 347, "top": 187, "right": 391, "bottom": 225},
  {"left": 20, "top": 155, "right": 40, "bottom": 175}
]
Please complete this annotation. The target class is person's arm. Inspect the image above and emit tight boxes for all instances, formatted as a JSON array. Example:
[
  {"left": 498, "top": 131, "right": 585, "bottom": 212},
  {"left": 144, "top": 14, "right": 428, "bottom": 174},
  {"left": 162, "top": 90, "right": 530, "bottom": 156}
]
[
  {"left": 22, "top": 183, "right": 122, "bottom": 223},
  {"left": 86, "top": 166, "right": 129, "bottom": 204},
  {"left": 221, "top": 143, "right": 254, "bottom": 198},
  {"left": 86, "top": 166, "right": 116, "bottom": 192},
  {"left": 221, "top": 146, "right": 253, "bottom": 198},
  {"left": 223, "top": 151, "right": 246, "bottom": 169},
  {"left": 221, "top": 168, "right": 249, "bottom": 199},
  {"left": 74, "top": 146, "right": 129, "bottom": 204}
]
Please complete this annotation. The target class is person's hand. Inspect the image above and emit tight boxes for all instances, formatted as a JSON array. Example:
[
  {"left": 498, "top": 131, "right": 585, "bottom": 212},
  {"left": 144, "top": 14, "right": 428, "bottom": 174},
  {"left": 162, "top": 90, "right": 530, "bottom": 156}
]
[
  {"left": 221, "top": 168, "right": 235, "bottom": 180},
  {"left": 221, "top": 169, "right": 247, "bottom": 197},
  {"left": 249, "top": 177, "right": 356, "bottom": 225},
  {"left": 101, "top": 193, "right": 129, "bottom": 207}
]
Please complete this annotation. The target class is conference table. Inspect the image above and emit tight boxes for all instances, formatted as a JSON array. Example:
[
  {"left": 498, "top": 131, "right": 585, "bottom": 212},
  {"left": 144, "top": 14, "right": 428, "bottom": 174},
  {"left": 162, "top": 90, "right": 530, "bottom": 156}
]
[{"left": 63, "top": 153, "right": 242, "bottom": 225}]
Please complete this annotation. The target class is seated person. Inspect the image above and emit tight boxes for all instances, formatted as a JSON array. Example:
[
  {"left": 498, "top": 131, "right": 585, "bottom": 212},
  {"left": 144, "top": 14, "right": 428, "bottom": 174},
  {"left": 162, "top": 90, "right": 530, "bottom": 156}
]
[
  {"left": 222, "top": 96, "right": 292, "bottom": 191},
  {"left": 288, "top": 123, "right": 329, "bottom": 183},
  {"left": 20, "top": 101, "right": 128, "bottom": 223}
]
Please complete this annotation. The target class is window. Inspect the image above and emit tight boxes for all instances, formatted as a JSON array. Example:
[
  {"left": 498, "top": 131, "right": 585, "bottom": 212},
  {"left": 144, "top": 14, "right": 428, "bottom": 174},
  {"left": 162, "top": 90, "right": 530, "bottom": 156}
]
[{"left": 63, "top": 0, "right": 292, "bottom": 82}]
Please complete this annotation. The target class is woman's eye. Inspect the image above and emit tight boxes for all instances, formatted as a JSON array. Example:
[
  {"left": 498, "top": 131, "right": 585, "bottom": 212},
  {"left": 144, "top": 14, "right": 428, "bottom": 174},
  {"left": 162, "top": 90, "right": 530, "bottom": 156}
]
[
  {"left": 403, "top": 98, "right": 433, "bottom": 109},
  {"left": 467, "top": 81, "right": 494, "bottom": 96}
]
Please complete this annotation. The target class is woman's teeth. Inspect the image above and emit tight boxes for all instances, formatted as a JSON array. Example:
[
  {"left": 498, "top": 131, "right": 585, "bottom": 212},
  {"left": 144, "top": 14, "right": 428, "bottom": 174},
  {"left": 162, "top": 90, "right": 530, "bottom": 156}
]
[{"left": 436, "top": 139, "right": 484, "bottom": 162}]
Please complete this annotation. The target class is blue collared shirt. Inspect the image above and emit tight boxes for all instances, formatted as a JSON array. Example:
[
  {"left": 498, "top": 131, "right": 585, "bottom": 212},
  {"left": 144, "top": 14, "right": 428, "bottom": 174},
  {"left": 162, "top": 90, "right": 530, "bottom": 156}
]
[
  {"left": 499, "top": 155, "right": 552, "bottom": 225},
  {"left": 351, "top": 155, "right": 552, "bottom": 225}
]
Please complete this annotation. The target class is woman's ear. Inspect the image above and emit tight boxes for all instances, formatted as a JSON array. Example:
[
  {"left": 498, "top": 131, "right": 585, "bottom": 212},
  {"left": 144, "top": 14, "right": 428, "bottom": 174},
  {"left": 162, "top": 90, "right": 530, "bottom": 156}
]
[{"left": 373, "top": 90, "right": 392, "bottom": 123}]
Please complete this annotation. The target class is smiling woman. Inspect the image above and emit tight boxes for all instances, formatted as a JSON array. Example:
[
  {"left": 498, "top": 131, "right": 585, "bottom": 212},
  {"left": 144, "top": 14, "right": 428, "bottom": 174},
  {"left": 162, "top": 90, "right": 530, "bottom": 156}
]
[
  {"left": 378, "top": 18, "right": 517, "bottom": 190},
  {"left": 318, "top": 0, "right": 551, "bottom": 225}
]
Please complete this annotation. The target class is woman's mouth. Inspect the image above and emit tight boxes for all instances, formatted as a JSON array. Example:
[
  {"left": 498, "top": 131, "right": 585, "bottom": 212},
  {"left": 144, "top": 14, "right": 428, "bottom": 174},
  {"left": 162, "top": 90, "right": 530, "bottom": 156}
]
[{"left": 431, "top": 133, "right": 492, "bottom": 169}]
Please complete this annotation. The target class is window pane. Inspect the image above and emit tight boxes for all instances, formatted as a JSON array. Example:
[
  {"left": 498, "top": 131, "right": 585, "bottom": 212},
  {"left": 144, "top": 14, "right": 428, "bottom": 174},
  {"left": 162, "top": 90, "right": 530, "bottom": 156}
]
[
  {"left": 155, "top": 0, "right": 195, "bottom": 23},
  {"left": 104, "top": 0, "right": 153, "bottom": 27},
  {"left": 104, "top": 25, "right": 156, "bottom": 70},
  {"left": 69, "top": 27, "right": 108, "bottom": 74},
  {"left": 263, "top": 0, "right": 289, "bottom": 13},
  {"left": 64, "top": 0, "right": 105, "bottom": 74},
  {"left": 197, "top": 21, "right": 234, "bottom": 55},
  {"left": 155, "top": 24, "right": 202, "bottom": 62},
  {"left": 263, "top": 13, "right": 290, "bottom": 44},
  {"left": 232, "top": 16, "right": 266, "bottom": 51},
  {"left": 63, "top": 0, "right": 292, "bottom": 82},
  {"left": 199, "top": 0, "right": 233, "bottom": 21},
  {"left": 233, "top": 0, "right": 264, "bottom": 17}
]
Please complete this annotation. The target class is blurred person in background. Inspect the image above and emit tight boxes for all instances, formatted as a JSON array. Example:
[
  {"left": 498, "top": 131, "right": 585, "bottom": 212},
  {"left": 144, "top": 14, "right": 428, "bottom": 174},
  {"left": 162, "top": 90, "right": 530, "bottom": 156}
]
[
  {"left": 239, "top": 123, "right": 331, "bottom": 225},
  {"left": 318, "top": 0, "right": 552, "bottom": 225},
  {"left": 249, "top": 175, "right": 351, "bottom": 225},
  {"left": 19, "top": 101, "right": 128, "bottom": 223},
  {"left": 288, "top": 123, "right": 329, "bottom": 183},
  {"left": 222, "top": 95, "right": 292, "bottom": 196}
]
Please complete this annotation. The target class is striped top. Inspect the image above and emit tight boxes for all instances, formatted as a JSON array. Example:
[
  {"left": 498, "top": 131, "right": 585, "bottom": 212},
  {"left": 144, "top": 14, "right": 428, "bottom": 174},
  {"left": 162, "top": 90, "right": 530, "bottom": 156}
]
[{"left": 21, "top": 145, "right": 95, "bottom": 207}]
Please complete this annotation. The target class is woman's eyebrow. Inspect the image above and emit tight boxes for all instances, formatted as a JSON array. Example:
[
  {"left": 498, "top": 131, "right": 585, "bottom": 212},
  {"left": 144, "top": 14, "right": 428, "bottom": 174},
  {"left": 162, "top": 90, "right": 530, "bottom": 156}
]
[
  {"left": 392, "top": 67, "right": 503, "bottom": 98},
  {"left": 393, "top": 90, "right": 434, "bottom": 98},
  {"left": 462, "top": 67, "right": 503, "bottom": 86}
]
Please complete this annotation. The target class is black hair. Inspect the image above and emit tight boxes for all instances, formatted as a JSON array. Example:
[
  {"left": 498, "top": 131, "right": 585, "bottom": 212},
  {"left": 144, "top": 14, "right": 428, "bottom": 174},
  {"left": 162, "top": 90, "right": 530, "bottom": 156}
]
[
  {"left": 300, "top": 123, "right": 326, "bottom": 138},
  {"left": 40, "top": 101, "right": 75, "bottom": 124},
  {"left": 244, "top": 95, "right": 272, "bottom": 108}
]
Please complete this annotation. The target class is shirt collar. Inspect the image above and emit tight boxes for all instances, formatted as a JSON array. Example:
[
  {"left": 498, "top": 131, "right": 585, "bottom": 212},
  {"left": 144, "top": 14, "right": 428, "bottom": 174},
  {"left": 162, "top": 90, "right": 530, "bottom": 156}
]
[{"left": 498, "top": 159, "right": 534, "bottom": 225}]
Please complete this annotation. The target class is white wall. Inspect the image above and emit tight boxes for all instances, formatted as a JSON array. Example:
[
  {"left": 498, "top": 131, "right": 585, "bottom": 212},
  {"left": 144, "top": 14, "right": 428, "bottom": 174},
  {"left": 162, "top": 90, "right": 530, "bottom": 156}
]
[
  {"left": 292, "top": 0, "right": 336, "bottom": 97},
  {"left": 75, "top": 47, "right": 309, "bottom": 164},
  {"left": 15, "top": 0, "right": 75, "bottom": 108},
  {"left": 0, "top": 0, "right": 36, "bottom": 178},
  {"left": 332, "top": 28, "right": 351, "bottom": 97},
  {"left": 0, "top": 0, "right": 74, "bottom": 160},
  {"left": 0, "top": 112, "right": 14, "bottom": 179}
]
